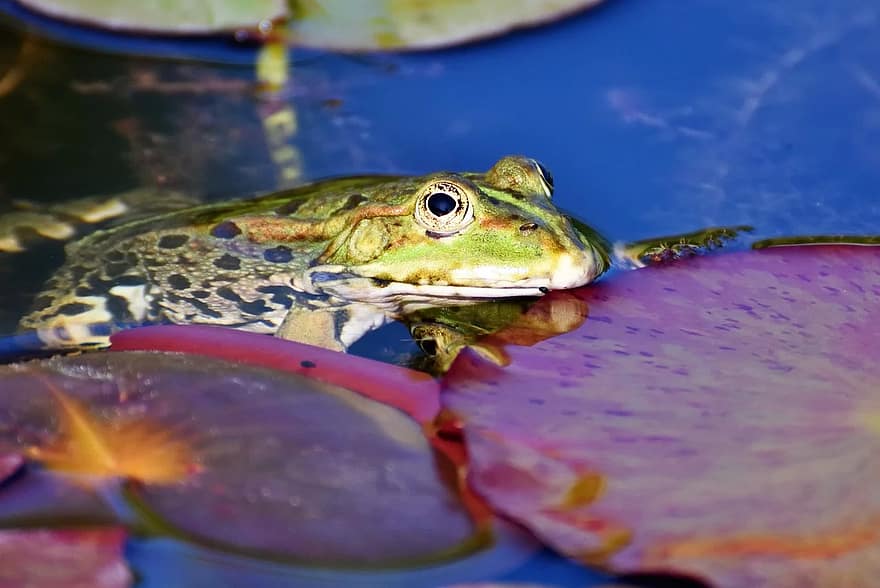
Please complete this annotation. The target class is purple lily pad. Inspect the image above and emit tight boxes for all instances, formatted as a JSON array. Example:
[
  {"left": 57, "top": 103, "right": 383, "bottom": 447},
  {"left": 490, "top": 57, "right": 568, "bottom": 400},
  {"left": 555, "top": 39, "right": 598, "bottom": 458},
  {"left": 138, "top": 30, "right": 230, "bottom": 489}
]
[
  {"left": 0, "top": 448, "right": 120, "bottom": 528},
  {"left": 0, "top": 467, "right": 120, "bottom": 528},
  {"left": 0, "top": 454, "right": 22, "bottom": 482},
  {"left": 0, "top": 351, "right": 478, "bottom": 566},
  {"left": 0, "top": 527, "right": 130, "bottom": 588},
  {"left": 111, "top": 325, "right": 441, "bottom": 423},
  {"left": 442, "top": 246, "right": 880, "bottom": 587}
]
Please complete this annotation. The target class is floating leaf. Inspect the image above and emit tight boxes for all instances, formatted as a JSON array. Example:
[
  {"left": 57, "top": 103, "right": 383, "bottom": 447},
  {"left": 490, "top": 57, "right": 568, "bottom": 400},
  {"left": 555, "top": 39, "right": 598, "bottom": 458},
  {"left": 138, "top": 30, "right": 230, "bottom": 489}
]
[
  {"left": 12, "top": 0, "right": 604, "bottom": 49},
  {"left": 111, "top": 324, "right": 441, "bottom": 423},
  {"left": 0, "top": 351, "right": 479, "bottom": 565},
  {"left": 288, "top": 0, "right": 606, "bottom": 51},
  {"left": 14, "top": 0, "right": 287, "bottom": 34},
  {"left": 442, "top": 246, "right": 880, "bottom": 587},
  {"left": 0, "top": 527, "right": 130, "bottom": 588},
  {"left": 0, "top": 454, "right": 22, "bottom": 482}
]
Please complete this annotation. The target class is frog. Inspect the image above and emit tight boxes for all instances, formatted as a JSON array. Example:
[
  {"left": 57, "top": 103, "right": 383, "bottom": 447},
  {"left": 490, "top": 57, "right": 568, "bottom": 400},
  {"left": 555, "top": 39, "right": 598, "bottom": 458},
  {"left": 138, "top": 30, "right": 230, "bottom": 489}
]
[
  {"left": 1, "top": 155, "right": 756, "bottom": 365},
  {"left": 0, "top": 156, "right": 625, "bottom": 357}
]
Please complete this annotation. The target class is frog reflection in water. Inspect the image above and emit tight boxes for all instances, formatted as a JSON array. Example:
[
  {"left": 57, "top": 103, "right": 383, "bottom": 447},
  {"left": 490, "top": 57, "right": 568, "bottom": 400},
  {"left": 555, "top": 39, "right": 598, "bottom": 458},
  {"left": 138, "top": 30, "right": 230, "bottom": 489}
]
[{"left": 1, "top": 156, "right": 742, "bottom": 365}]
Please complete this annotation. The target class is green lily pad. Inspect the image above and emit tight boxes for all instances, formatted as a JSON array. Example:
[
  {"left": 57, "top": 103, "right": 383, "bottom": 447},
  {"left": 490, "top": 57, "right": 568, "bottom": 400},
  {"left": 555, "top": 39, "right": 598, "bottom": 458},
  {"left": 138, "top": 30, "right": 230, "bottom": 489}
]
[
  {"left": 13, "top": 0, "right": 604, "bottom": 49},
  {"left": 288, "top": 0, "right": 606, "bottom": 51},
  {"left": 0, "top": 351, "right": 480, "bottom": 566},
  {"left": 442, "top": 246, "right": 880, "bottom": 587},
  {"left": 14, "top": 0, "right": 287, "bottom": 34}
]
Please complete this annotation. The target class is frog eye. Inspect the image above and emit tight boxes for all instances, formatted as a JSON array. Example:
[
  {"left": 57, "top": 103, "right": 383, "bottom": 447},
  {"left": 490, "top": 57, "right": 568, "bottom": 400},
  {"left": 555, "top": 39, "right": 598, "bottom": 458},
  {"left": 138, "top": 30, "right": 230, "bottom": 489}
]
[
  {"left": 533, "top": 160, "right": 554, "bottom": 196},
  {"left": 414, "top": 181, "right": 474, "bottom": 236}
]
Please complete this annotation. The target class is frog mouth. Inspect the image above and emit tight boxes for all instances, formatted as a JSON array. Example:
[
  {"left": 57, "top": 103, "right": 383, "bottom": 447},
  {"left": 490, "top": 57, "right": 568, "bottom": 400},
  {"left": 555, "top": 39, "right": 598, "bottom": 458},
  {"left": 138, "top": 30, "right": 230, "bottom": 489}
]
[
  {"left": 293, "top": 267, "right": 552, "bottom": 303},
  {"left": 296, "top": 240, "right": 606, "bottom": 304}
]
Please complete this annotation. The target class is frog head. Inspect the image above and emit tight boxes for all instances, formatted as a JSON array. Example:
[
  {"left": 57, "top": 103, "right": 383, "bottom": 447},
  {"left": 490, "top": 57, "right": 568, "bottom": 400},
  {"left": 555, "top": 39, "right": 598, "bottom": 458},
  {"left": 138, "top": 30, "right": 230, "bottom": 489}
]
[{"left": 303, "top": 155, "right": 609, "bottom": 306}]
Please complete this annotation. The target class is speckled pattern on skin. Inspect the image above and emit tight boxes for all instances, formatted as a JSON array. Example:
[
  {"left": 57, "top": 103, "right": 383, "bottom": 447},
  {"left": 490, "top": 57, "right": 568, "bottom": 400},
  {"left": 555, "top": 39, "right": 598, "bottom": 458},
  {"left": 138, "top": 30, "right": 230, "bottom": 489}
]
[{"left": 13, "top": 157, "right": 607, "bottom": 352}]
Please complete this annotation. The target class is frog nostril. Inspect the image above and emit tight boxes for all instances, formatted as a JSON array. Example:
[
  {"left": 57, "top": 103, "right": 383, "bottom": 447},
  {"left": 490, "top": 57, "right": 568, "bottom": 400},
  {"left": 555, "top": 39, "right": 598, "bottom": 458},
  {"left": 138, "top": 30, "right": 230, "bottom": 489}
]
[{"left": 519, "top": 222, "right": 539, "bottom": 232}]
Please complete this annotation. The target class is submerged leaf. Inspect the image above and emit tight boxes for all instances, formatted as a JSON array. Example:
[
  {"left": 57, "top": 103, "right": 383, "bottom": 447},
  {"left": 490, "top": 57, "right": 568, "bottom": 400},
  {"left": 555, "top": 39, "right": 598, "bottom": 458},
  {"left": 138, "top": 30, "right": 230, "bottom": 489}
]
[{"left": 443, "top": 246, "right": 880, "bottom": 587}]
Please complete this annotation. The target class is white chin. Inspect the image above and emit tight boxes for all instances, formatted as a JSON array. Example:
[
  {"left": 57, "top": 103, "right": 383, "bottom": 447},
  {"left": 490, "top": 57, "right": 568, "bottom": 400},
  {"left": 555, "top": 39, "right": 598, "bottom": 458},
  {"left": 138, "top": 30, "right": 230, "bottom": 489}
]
[
  {"left": 544, "top": 251, "right": 601, "bottom": 290},
  {"left": 355, "top": 282, "right": 547, "bottom": 303}
]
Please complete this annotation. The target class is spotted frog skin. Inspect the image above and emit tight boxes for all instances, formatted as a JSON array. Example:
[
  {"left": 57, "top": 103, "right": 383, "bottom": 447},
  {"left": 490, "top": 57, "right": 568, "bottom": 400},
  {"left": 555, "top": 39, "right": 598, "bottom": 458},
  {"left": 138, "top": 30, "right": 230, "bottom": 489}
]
[{"left": 9, "top": 156, "right": 608, "bottom": 353}]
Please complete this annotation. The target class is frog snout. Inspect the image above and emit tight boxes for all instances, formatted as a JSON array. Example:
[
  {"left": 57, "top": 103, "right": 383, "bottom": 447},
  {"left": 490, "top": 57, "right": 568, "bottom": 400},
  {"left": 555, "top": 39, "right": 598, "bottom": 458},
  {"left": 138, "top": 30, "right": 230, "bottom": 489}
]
[
  {"left": 541, "top": 223, "right": 608, "bottom": 290},
  {"left": 544, "top": 248, "right": 601, "bottom": 289}
]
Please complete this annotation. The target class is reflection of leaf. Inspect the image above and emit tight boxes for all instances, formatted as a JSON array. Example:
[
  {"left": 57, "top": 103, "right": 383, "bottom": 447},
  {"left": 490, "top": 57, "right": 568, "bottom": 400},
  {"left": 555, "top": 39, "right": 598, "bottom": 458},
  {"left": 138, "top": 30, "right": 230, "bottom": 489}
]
[
  {"left": 0, "top": 38, "right": 41, "bottom": 99},
  {"left": 443, "top": 246, "right": 880, "bottom": 587},
  {"left": 27, "top": 378, "right": 197, "bottom": 484}
]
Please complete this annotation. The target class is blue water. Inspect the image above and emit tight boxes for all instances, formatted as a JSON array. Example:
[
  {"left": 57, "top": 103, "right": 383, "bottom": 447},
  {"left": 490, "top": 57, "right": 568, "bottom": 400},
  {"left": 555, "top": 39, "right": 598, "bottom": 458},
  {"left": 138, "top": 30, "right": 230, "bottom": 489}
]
[
  {"left": 1, "top": 0, "right": 878, "bottom": 585},
  {"left": 3, "top": 0, "right": 878, "bottom": 241},
  {"left": 127, "top": 526, "right": 605, "bottom": 588}
]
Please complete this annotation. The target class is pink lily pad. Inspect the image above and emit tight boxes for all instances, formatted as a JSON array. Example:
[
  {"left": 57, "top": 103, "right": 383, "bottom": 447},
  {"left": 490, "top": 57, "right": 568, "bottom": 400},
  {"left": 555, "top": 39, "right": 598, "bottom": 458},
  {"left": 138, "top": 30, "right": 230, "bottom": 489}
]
[
  {"left": 0, "top": 454, "right": 22, "bottom": 482},
  {"left": 0, "top": 351, "right": 478, "bottom": 566},
  {"left": 442, "top": 246, "right": 880, "bottom": 587},
  {"left": 0, "top": 527, "right": 130, "bottom": 588},
  {"left": 111, "top": 325, "right": 440, "bottom": 423}
]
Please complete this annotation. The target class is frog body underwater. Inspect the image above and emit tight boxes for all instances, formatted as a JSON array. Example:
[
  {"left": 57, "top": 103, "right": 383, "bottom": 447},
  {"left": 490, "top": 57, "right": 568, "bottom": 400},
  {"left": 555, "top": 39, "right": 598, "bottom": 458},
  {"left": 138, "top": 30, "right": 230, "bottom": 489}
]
[{"left": 6, "top": 156, "right": 613, "bottom": 354}]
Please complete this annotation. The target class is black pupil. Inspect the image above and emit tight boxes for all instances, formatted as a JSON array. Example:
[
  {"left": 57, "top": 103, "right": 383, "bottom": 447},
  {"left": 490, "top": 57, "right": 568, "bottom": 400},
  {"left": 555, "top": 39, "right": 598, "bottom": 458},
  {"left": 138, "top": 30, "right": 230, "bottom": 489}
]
[
  {"left": 536, "top": 162, "right": 554, "bottom": 189},
  {"left": 420, "top": 338, "right": 438, "bottom": 356},
  {"left": 427, "top": 192, "right": 457, "bottom": 216}
]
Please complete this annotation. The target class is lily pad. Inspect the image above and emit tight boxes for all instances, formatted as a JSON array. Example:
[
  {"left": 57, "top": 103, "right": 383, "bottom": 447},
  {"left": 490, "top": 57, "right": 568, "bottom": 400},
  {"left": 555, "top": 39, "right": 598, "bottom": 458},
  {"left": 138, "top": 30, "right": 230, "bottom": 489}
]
[
  {"left": 442, "top": 246, "right": 880, "bottom": 587},
  {"left": 288, "top": 0, "right": 606, "bottom": 51},
  {"left": 12, "top": 0, "right": 604, "bottom": 49},
  {"left": 14, "top": 0, "right": 287, "bottom": 33},
  {"left": 110, "top": 324, "right": 441, "bottom": 423},
  {"left": 0, "top": 351, "right": 479, "bottom": 565},
  {"left": 0, "top": 528, "right": 131, "bottom": 588}
]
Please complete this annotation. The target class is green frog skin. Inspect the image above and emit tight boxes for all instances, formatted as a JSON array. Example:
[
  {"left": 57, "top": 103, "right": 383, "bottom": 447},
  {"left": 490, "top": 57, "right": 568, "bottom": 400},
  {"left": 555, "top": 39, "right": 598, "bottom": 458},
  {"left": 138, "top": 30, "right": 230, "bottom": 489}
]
[{"left": 7, "top": 156, "right": 608, "bottom": 353}]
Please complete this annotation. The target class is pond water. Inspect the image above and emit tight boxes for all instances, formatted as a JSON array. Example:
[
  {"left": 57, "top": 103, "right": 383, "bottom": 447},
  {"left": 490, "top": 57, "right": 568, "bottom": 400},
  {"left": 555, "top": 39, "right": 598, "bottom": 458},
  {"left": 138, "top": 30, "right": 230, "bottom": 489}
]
[
  {"left": 2, "top": 0, "right": 879, "bottom": 360},
  {"left": 0, "top": 0, "right": 878, "bottom": 585}
]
